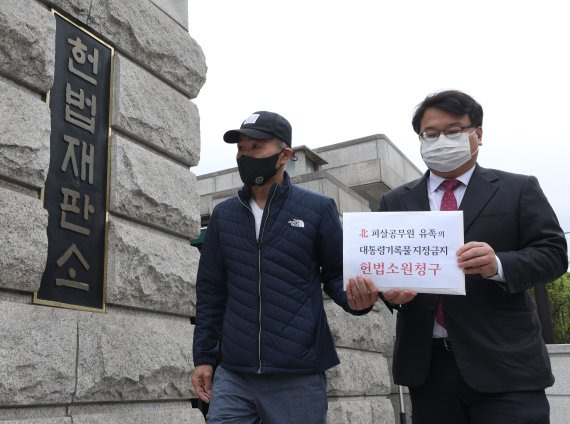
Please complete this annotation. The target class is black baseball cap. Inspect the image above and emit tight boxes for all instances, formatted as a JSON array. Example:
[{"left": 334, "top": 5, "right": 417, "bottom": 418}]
[{"left": 223, "top": 111, "right": 292, "bottom": 146}]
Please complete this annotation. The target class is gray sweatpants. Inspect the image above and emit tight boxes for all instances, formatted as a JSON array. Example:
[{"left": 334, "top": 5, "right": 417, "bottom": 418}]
[{"left": 207, "top": 365, "right": 328, "bottom": 424}]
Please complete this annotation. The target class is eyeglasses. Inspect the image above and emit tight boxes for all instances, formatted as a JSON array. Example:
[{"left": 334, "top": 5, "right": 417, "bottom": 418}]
[{"left": 419, "top": 126, "right": 478, "bottom": 142}]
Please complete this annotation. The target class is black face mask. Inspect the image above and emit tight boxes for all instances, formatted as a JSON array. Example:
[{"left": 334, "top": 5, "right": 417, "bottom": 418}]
[{"left": 237, "top": 151, "right": 282, "bottom": 186}]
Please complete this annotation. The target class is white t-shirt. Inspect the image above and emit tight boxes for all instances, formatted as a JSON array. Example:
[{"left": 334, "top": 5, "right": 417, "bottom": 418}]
[{"left": 250, "top": 198, "right": 264, "bottom": 239}]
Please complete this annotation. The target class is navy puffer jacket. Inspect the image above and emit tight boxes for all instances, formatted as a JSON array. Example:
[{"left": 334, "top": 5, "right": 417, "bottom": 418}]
[{"left": 193, "top": 173, "right": 369, "bottom": 374}]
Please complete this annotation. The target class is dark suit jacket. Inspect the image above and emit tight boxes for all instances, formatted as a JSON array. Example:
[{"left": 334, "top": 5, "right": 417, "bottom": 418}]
[{"left": 380, "top": 164, "right": 568, "bottom": 393}]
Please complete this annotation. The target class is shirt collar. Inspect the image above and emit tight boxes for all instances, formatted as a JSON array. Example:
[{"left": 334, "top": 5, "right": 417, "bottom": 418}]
[{"left": 427, "top": 164, "right": 477, "bottom": 194}]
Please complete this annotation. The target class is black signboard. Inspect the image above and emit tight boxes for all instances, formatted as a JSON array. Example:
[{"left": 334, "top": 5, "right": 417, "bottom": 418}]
[{"left": 34, "top": 10, "right": 114, "bottom": 312}]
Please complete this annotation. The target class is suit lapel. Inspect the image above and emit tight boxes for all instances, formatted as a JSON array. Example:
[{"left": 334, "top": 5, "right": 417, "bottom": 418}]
[
  {"left": 459, "top": 165, "right": 499, "bottom": 232},
  {"left": 398, "top": 166, "right": 499, "bottom": 231},
  {"left": 402, "top": 172, "right": 430, "bottom": 211}
]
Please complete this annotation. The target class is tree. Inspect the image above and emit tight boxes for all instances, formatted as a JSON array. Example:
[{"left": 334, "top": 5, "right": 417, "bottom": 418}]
[{"left": 546, "top": 273, "right": 570, "bottom": 343}]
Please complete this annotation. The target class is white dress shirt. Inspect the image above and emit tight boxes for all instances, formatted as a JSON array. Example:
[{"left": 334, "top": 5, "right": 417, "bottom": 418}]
[{"left": 428, "top": 165, "right": 505, "bottom": 338}]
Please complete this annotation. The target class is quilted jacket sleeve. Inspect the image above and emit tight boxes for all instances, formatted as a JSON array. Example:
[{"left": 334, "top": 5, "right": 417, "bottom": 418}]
[
  {"left": 192, "top": 207, "right": 228, "bottom": 366},
  {"left": 319, "top": 199, "right": 372, "bottom": 316}
]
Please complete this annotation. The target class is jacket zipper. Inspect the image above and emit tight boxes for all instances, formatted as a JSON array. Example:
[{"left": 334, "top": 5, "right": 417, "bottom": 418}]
[{"left": 237, "top": 186, "right": 278, "bottom": 374}]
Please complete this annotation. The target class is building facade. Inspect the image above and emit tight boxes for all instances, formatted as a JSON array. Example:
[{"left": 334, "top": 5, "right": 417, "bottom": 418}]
[{"left": 0, "top": 0, "right": 206, "bottom": 422}]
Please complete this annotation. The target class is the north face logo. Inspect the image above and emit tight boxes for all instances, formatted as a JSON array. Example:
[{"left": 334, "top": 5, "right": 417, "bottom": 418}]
[{"left": 288, "top": 219, "right": 304, "bottom": 228}]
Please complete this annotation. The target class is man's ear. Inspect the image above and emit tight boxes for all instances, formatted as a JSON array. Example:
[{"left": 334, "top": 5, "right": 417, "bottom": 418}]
[
  {"left": 476, "top": 127, "right": 483, "bottom": 145},
  {"left": 280, "top": 147, "right": 293, "bottom": 163}
]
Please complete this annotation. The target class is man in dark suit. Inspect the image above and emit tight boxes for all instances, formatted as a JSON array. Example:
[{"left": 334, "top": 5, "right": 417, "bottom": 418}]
[{"left": 380, "top": 90, "right": 568, "bottom": 424}]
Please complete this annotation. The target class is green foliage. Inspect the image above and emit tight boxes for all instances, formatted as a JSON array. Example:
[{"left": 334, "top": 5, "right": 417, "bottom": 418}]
[{"left": 547, "top": 273, "right": 570, "bottom": 344}]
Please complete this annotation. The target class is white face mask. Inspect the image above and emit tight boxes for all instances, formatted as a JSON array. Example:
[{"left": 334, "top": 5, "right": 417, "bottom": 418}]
[{"left": 420, "top": 132, "right": 478, "bottom": 173}]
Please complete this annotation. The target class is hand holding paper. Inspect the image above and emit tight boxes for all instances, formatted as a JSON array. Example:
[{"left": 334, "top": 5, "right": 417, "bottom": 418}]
[
  {"left": 382, "top": 289, "right": 417, "bottom": 305},
  {"left": 457, "top": 241, "right": 498, "bottom": 278},
  {"left": 346, "top": 276, "right": 379, "bottom": 310}
]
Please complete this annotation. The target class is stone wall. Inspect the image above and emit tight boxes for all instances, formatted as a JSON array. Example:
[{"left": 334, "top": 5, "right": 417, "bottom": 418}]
[
  {"left": 547, "top": 344, "right": 570, "bottom": 424},
  {"left": 325, "top": 302, "right": 395, "bottom": 423},
  {"left": 0, "top": 0, "right": 206, "bottom": 422}
]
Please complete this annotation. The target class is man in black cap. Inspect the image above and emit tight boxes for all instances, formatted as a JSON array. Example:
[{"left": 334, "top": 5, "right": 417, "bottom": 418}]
[{"left": 192, "top": 111, "right": 378, "bottom": 423}]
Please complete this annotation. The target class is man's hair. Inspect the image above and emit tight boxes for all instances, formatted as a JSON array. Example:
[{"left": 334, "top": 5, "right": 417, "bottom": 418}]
[{"left": 411, "top": 90, "right": 484, "bottom": 134}]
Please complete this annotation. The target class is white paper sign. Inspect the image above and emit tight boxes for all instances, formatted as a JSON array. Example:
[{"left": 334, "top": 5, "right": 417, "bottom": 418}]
[{"left": 343, "top": 211, "right": 465, "bottom": 295}]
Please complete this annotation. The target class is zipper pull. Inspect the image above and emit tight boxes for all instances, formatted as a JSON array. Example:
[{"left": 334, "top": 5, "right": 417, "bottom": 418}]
[{"left": 256, "top": 241, "right": 262, "bottom": 249}]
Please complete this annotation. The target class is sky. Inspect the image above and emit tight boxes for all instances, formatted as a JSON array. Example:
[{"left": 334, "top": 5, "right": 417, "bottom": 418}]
[{"left": 187, "top": 0, "right": 570, "bottom": 246}]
